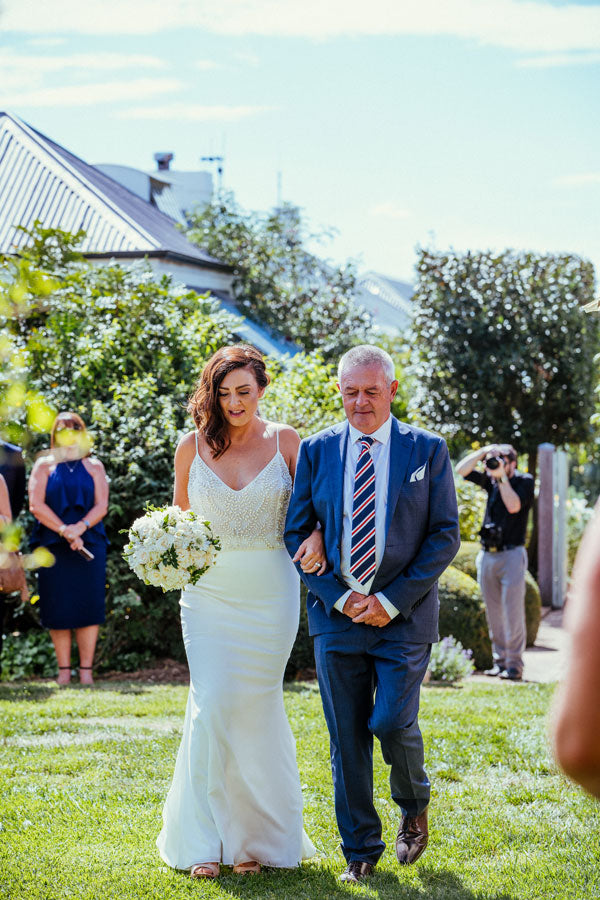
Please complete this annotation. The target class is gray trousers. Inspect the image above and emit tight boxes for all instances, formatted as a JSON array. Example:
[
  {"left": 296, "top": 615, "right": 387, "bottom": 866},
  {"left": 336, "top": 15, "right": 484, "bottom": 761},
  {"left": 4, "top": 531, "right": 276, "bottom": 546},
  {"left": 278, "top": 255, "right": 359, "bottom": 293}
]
[{"left": 476, "top": 547, "right": 527, "bottom": 674}]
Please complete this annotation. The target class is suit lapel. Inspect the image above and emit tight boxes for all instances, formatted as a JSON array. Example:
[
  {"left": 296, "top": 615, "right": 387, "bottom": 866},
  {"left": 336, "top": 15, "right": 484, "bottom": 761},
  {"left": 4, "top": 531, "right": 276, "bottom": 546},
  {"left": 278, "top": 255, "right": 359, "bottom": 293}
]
[
  {"left": 325, "top": 421, "right": 349, "bottom": 551},
  {"left": 385, "top": 418, "right": 415, "bottom": 537}
]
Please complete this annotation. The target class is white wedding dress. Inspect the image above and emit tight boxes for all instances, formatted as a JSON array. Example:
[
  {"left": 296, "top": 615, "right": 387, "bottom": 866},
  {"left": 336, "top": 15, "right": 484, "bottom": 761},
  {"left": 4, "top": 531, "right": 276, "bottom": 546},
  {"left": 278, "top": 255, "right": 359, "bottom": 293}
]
[{"left": 157, "top": 431, "right": 315, "bottom": 869}]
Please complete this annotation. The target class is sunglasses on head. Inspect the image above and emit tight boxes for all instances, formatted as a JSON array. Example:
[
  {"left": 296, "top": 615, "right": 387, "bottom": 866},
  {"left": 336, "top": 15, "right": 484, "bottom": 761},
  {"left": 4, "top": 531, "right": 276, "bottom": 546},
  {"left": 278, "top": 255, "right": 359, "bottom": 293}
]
[{"left": 56, "top": 421, "right": 83, "bottom": 432}]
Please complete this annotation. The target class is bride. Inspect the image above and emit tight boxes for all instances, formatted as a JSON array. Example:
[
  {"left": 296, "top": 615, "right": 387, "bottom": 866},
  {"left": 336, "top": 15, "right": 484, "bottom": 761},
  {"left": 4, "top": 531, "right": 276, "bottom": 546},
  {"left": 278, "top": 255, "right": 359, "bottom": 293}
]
[{"left": 157, "top": 344, "right": 324, "bottom": 878}]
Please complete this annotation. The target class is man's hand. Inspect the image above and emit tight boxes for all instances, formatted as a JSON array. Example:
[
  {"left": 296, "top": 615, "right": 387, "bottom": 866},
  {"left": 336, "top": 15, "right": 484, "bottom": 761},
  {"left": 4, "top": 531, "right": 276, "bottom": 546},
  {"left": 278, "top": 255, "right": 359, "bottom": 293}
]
[
  {"left": 353, "top": 595, "right": 392, "bottom": 628},
  {"left": 486, "top": 457, "right": 508, "bottom": 480},
  {"left": 342, "top": 591, "right": 370, "bottom": 619},
  {"left": 480, "top": 443, "right": 499, "bottom": 458}
]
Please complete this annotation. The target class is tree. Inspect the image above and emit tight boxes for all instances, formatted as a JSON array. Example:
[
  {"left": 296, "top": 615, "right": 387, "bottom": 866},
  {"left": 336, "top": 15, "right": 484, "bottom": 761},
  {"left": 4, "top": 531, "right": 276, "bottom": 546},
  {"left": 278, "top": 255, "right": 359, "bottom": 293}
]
[
  {"left": 185, "top": 196, "right": 373, "bottom": 360},
  {"left": 2, "top": 226, "right": 242, "bottom": 669},
  {"left": 1, "top": 226, "right": 356, "bottom": 673},
  {"left": 411, "top": 249, "right": 600, "bottom": 475}
]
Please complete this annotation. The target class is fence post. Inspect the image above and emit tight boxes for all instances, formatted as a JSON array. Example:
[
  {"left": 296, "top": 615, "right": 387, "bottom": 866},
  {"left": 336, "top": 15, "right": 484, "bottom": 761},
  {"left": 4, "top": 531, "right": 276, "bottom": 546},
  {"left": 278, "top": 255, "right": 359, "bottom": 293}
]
[
  {"left": 537, "top": 443, "right": 555, "bottom": 608},
  {"left": 553, "top": 450, "right": 568, "bottom": 608}
]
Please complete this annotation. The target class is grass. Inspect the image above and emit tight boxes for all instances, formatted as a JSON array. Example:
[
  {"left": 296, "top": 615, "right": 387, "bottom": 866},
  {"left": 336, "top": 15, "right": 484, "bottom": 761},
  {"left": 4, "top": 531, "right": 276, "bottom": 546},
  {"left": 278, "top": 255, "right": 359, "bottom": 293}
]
[{"left": 0, "top": 678, "right": 598, "bottom": 900}]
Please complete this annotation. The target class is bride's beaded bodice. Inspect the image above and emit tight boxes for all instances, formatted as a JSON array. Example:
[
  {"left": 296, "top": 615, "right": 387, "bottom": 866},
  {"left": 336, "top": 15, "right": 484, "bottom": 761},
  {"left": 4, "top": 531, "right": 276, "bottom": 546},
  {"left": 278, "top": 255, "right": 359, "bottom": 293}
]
[{"left": 187, "top": 446, "right": 293, "bottom": 551}]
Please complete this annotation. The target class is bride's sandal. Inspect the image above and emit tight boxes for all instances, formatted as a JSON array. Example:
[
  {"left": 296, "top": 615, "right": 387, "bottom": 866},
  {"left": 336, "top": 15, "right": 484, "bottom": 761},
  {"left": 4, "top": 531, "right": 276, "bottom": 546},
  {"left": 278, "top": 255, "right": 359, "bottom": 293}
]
[
  {"left": 233, "top": 861, "right": 261, "bottom": 875},
  {"left": 190, "top": 863, "right": 220, "bottom": 879}
]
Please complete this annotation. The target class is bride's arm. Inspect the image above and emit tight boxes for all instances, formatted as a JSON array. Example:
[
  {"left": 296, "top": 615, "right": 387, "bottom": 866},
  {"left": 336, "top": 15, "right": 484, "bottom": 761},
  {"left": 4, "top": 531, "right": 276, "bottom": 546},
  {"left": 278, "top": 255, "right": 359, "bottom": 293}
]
[
  {"left": 279, "top": 425, "right": 327, "bottom": 575},
  {"left": 173, "top": 433, "right": 196, "bottom": 510}
]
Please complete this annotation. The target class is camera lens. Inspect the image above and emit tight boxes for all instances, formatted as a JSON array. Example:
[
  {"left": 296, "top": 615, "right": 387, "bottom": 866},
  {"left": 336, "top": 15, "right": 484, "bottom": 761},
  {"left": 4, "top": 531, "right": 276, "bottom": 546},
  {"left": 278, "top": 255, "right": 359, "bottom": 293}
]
[{"left": 486, "top": 457, "right": 501, "bottom": 470}]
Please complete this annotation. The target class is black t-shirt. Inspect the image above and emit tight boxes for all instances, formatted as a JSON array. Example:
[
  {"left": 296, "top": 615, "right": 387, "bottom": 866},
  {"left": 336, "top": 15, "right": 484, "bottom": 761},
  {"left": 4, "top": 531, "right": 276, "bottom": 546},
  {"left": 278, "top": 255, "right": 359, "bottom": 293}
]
[{"left": 465, "top": 469, "right": 534, "bottom": 547}]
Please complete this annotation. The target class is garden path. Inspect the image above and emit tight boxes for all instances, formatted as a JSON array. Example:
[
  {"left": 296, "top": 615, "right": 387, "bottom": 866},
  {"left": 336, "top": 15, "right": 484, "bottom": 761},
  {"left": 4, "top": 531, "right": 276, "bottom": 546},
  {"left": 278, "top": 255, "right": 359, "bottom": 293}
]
[
  {"left": 522, "top": 607, "right": 569, "bottom": 683},
  {"left": 471, "top": 607, "right": 569, "bottom": 685}
]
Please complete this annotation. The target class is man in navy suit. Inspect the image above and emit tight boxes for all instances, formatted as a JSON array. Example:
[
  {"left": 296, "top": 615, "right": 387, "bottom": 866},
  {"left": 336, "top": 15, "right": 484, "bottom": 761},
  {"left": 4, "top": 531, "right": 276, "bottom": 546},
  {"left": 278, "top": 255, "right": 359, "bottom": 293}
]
[{"left": 285, "top": 345, "right": 459, "bottom": 883}]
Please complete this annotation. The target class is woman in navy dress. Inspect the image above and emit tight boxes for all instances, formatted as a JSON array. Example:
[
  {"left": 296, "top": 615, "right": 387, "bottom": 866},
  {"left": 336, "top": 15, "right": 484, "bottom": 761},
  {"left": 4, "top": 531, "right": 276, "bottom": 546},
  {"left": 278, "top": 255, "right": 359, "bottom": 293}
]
[{"left": 29, "top": 412, "right": 109, "bottom": 685}]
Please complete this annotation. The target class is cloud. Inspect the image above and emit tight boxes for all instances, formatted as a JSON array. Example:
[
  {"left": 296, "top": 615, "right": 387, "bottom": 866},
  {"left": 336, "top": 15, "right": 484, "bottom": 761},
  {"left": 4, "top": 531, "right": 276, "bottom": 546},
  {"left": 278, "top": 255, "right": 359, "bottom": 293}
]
[
  {"left": 25, "top": 37, "right": 66, "bottom": 47},
  {"left": 232, "top": 51, "right": 261, "bottom": 67},
  {"left": 2, "top": 0, "right": 600, "bottom": 53},
  {"left": 192, "top": 60, "right": 221, "bottom": 71},
  {"left": 368, "top": 202, "right": 411, "bottom": 221},
  {"left": 0, "top": 78, "right": 182, "bottom": 108},
  {"left": 553, "top": 173, "right": 600, "bottom": 188},
  {"left": 0, "top": 51, "right": 168, "bottom": 74},
  {"left": 516, "top": 51, "right": 600, "bottom": 67},
  {"left": 117, "top": 102, "right": 274, "bottom": 122}
]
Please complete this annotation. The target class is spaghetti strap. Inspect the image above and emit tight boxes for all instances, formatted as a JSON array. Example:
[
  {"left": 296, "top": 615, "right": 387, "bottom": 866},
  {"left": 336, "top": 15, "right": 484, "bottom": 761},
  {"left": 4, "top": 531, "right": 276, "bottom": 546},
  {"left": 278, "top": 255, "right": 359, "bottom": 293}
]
[
  {"left": 194, "top": 431, "right": 200, "bottom": 457},
  {"left": 276, "top": 427, "right": 280, "bottom": 455}
]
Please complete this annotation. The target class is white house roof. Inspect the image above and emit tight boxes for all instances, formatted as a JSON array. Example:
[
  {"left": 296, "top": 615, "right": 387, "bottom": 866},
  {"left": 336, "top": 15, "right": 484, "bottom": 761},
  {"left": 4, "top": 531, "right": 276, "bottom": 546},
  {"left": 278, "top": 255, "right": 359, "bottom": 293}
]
[
  {"left": 0, "top": 111, "right": 229, "bottom": 271},
  {"left": 357, "top": 271, "right": 413, "bottom": 334}
]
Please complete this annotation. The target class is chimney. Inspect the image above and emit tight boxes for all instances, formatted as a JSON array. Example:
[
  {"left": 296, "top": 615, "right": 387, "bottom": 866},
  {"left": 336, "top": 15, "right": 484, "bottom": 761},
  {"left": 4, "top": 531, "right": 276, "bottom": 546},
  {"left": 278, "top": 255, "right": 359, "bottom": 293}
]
[{"left": 154, "top": 152, "right": 174, "bottom": 172}]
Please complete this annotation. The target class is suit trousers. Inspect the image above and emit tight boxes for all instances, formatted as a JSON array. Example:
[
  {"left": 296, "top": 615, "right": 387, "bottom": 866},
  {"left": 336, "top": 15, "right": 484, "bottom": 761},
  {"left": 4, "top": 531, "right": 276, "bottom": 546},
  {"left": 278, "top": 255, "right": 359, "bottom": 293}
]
[{"left": 314, "top": 626, "right": 431, "bottom": 865}]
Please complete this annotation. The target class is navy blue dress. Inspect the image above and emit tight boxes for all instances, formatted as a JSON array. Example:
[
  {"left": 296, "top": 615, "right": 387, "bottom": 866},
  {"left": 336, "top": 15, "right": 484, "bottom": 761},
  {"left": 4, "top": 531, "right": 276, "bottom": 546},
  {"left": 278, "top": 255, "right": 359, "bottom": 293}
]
[{"left": 31, "top": 460, "right": 108, "bottom": 630}]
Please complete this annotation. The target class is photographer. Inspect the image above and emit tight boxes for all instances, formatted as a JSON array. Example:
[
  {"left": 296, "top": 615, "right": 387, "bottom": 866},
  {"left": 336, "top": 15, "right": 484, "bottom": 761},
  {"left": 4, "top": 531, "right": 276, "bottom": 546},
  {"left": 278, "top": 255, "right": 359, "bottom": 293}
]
[{"left": 456, "top": 444, "right": 534, "bottom": 681}]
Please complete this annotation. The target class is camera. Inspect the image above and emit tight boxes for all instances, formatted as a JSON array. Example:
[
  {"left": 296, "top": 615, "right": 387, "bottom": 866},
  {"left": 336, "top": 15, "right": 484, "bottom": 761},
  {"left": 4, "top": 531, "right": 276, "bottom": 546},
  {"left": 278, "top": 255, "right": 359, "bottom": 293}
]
[
  {"left": 485, "top": 456, "right": 503, "bottom": 470},
  {"left": 479, "top": 522, "right": 503, "bottom": 550}
]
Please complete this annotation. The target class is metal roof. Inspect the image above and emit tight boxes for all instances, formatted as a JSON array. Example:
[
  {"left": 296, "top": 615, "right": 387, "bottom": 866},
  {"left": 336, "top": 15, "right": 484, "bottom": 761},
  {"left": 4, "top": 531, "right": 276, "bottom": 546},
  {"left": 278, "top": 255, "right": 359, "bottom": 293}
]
[
  {"left": 208, "top": 290, "right": 300, "bottom": 358},
  {"left": 357, "top": 271, "right": 412, "bottom": 334},
  {"left": 0, "top": 112, "right": 229, "bottom": 270}
]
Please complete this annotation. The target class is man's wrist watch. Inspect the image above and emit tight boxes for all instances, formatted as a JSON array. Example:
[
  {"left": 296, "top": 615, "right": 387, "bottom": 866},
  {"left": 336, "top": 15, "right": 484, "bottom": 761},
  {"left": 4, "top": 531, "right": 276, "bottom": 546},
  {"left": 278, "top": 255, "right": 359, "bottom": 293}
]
[
  {"left": 498, "top": 476, "right": 508, "bottom": 484},
  {"left": 58, "top": 523, "right": 66, "bottom": 535},
  {"left": 82, "top": 518, "right": 91, "bottom": 530}
]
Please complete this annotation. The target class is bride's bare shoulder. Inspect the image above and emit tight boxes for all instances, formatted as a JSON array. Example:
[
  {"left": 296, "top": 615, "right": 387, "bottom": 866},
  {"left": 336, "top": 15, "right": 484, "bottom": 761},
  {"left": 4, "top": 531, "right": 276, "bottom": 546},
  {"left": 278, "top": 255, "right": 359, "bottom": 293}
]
[
  {"left": 175, "top": 430, "right": 198, "bottom": 465},
  {"left": 269, "top": 422, "right": 300, "bottom": 454}
]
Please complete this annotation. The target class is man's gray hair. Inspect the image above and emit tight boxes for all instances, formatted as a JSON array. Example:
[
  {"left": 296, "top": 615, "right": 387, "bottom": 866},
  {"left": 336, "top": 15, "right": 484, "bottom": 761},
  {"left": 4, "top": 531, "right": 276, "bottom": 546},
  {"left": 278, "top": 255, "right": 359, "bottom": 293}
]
[{"left": 337, "top": 345, "right": 396, "bottom": 384}]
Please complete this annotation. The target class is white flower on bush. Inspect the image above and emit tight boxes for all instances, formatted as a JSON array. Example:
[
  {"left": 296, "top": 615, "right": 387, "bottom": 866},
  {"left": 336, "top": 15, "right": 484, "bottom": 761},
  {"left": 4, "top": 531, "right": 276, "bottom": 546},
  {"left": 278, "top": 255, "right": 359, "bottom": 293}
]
[{"left": 123, "top": 505, "right": 221, "bottom": 592}]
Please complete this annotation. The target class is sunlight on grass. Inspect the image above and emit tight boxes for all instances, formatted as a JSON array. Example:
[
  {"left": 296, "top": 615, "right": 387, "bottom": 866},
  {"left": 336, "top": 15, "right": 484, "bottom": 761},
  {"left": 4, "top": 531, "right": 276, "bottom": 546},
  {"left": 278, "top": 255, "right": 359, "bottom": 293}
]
[{"left": 0, "top": 680, "right": 598, "bottom": 900}]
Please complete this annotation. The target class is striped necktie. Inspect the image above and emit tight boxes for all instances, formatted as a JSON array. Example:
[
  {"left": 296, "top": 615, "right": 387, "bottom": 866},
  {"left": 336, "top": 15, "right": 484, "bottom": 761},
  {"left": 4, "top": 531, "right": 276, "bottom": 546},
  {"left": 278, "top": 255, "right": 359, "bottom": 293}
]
[{"left": 350, "top": 435, "right": 377, "bottom": 584}]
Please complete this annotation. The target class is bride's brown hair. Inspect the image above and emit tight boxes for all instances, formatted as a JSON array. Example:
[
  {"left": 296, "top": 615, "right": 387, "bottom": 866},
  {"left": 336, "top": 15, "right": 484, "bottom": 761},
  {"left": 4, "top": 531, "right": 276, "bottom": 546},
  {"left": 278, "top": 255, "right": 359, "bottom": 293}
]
[{"left": 188, "top": 344, "right": 270, "bottom": 458}]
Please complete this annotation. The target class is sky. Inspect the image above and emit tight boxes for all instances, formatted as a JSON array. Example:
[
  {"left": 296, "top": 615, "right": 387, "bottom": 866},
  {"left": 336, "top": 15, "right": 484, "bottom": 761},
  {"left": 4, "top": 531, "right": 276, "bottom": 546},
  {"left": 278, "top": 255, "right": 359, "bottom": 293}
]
[{"left": 0, "top": 0, "right": 599, "bottom": 284}]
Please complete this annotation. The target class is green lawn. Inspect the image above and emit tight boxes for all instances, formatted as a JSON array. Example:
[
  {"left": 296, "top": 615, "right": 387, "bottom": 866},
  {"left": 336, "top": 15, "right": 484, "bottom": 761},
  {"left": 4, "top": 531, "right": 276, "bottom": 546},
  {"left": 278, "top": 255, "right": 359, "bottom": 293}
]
[{"left": 0, "top": 679, "right": 597, "bottom": 900}]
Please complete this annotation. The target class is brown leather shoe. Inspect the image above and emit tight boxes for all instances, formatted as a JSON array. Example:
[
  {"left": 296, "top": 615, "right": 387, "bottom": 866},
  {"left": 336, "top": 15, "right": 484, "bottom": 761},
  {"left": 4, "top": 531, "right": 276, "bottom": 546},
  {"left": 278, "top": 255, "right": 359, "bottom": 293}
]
[
  {"left": 395, "top": 808, "right": 428, "bottom": 865},
  {"left": 339, "top": 861, "right": 375, "bottom": 883}
]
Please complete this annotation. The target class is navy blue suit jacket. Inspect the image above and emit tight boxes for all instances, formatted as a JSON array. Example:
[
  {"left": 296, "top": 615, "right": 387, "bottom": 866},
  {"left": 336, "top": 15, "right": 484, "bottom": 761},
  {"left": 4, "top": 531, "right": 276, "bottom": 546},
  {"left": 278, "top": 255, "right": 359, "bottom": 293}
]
[{"left": 284, "top": 418, "right": 460, "bottom": 643}]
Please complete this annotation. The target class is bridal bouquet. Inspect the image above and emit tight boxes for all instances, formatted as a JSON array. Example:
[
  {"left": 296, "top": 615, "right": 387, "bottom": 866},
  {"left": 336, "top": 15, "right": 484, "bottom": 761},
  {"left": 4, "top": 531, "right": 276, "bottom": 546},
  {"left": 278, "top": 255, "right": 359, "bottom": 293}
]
[{"left": 123, "top": 505, "right": 220, "bottom": 592}]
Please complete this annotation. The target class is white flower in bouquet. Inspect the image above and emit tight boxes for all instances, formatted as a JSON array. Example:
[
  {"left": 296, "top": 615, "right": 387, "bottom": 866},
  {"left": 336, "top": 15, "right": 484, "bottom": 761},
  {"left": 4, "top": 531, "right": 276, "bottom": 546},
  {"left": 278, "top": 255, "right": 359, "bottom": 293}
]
[{"left": 123, "top": 505, "right": 221, "bottom": 592}]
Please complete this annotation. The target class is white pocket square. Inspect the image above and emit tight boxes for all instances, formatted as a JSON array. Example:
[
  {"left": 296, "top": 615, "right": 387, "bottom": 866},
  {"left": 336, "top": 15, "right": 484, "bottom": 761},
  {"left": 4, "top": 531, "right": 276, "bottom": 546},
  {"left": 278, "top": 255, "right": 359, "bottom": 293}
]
[{"left": 409, "top": 463, "right": 427, "bottom": 483}]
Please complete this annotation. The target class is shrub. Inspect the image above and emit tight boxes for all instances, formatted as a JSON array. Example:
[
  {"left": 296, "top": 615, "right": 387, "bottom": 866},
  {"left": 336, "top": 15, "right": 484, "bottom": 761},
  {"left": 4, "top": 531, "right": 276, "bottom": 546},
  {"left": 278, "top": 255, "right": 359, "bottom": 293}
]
[
  {"left": 262, "top": 353, "right": 344, "bottom": 438},
  {"left": 428, "top": 635, "right": 475, "bottom": 684},
  {"left": 1, "top": 629, "right": 56, "bottom": 680},
  {"left": 455, "top": 475, "right": 487, "bottom": 542},
  {"left": 438, "top": 566, "right": 492, "bottom": 670},
  {"left": 453, "top": 541, "right": 541, "bottom": 646},
  {"left": 185, "top": 197, "right": 373, "bottom": 359},
  {"left": 2, "top": 227, "right": 356, "bottom": 673},
  {"left": 411, "top": 248, "right": 600, "bottom": 473}
]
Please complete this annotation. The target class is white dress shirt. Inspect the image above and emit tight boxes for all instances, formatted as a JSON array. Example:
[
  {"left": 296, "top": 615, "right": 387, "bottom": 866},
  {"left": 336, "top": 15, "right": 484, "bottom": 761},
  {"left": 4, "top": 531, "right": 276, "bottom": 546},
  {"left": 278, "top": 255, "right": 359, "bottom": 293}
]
[{"left": 334, "top": 416, "right": 399, "bottom": 620}]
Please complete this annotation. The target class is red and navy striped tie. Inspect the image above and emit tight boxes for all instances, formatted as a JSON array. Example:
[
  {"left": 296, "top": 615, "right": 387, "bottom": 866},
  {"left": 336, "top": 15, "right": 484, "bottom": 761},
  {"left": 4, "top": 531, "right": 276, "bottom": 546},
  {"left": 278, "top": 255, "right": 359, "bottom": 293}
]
[{"left": 350, "top": 435, "right": 377, "bottom": 584}]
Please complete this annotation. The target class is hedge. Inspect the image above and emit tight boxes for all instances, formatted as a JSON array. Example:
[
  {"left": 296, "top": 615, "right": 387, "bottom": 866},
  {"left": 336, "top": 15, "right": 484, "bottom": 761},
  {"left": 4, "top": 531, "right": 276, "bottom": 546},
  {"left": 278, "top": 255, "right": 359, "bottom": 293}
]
[
  {"left": 452, "top": 541, "right": 541, "bottom": 647},
  {"left": 438, "top": 566, "right": 492, "bottom": 670}
]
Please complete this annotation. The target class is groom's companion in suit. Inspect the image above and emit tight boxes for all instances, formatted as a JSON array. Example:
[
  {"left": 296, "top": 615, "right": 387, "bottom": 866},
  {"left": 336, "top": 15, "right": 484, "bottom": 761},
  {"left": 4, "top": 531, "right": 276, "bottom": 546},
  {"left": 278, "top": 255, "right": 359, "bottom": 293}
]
[{"left": 285, "top": 345, "right": 460, "bottom": 883}]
